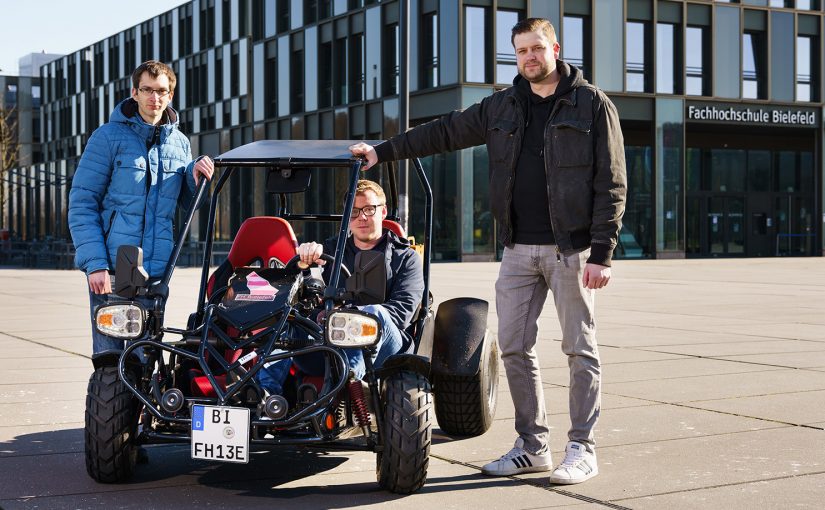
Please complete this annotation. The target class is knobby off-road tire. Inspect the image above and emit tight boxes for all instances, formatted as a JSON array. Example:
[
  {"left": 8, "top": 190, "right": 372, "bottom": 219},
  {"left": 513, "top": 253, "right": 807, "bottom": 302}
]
[
  {"left": 85, "top": 366, "right": 140, "bottom": 483},
  {"left": 433, "top": 336, "right": 499, "bottom": 437},
  {"left": 377, "top": 371, "right": 433, "bottom": 494}
]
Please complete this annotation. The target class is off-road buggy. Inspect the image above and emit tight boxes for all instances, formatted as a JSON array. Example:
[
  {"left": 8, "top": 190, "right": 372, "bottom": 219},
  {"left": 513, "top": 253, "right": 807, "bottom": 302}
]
[{"left": 85, "top": 140, "right": 498, "bottom": 493}]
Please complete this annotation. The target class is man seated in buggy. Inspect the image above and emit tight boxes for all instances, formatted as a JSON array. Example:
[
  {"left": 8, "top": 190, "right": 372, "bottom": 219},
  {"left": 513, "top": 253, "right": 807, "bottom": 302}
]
[{"left": 257, "top": 179, "right": 424, "bottom": 394}]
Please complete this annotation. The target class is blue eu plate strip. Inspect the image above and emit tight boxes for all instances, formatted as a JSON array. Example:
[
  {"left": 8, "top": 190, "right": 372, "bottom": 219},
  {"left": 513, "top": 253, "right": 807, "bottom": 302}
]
[{"left": 192, "top": 405, "right": 205, "bottom": 431}]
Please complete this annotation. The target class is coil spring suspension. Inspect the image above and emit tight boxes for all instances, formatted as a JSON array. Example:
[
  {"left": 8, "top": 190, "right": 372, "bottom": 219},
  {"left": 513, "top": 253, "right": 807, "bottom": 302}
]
[{"left": 348, "top": 378, "right": 370, "bottom": 428}]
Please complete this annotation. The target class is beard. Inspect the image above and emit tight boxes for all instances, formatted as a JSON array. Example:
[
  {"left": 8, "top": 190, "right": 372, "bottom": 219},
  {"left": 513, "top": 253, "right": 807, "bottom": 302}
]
[{"left": 519, "top": 60, "right": 554, "bottom": 83}]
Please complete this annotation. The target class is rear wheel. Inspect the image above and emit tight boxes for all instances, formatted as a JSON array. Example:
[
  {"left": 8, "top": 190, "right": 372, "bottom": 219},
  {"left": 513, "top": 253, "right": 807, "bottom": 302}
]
[
  {"left": 376, "top": 371, "right": 433, "bottom": 494},
  {"left": 433, "top": 334, "right": 498, "bottom": 437},
  {"left": 85, "top": 366, "right": 140, "bottom": 483}
]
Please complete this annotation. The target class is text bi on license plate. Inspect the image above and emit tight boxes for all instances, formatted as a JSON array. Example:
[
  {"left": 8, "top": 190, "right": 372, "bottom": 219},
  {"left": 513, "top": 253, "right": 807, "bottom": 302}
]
[{"left": 191, "top": 405, "right": 250, "bottom": 464}]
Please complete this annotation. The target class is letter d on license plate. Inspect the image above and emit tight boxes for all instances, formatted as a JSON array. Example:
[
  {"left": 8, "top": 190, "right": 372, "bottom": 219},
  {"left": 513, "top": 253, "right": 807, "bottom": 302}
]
[{"left": 191, "top": 405, "right": 250, "bottom": 464}]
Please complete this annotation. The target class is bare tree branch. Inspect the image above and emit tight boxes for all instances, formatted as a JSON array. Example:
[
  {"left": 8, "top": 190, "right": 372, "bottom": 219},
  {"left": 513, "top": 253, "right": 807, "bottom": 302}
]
[{"left": 0, "top": 105, "right": 19, "bottom": 229}]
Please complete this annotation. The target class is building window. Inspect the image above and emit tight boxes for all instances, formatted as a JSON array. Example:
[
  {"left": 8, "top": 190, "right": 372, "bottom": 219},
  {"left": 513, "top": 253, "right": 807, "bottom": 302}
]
[
  {"left": 421, "top": 12, "right": 438, "bottom": 89},
  {"left": 222, "top": 0, "right": 232, "bottom": 41},
  {"left": 319, "top": 41, "right": 333, "bottom": 108},
  {"left": 563, "top": 16, "right": 591, "bottom": 81},
  {"left": 291, "top": 49, "right": 305, "bottom": 113},
  {"left": 382, "top": 23, "right": 399, "bottom": 96},
  {"left": 797, "top": 35, "right": 819, "bottom": 102},
  {"left": 141, "top": 21, "right": 154, "bottom": 61},
  {"left": 304, "top": 0, "right": 318, "bottom": 25},
  {"left": 349, "top": 33, "right": 364, "bottom": 102},
  {"left": 685, "top": 26, "right": 709, "bottom": 96},
  {"left": 238, "top": 0, "right": 248, "bottom": 37},
  {"left": 465, "top": 6, "right": 489, "bottom": 83},
  {"left": 160, "top": 13, "right": 174, "bottom": 62},
  {"left": 333, "top": 36, "right": 347, "bottom": 105},
  {"left": 278, "top": 0, "right": 290, "bottom": 33},
  {"left": 124, "top": 29, "right": 137, "bottom": 74},
  {"left": 626, "top": 21, "right": 651, "bottom": 92},
  {"left": 93, "top": 43, "right": 105, "bottom": 86},
  {"left": 656, "top": 23, "right": 682, "bottom": 94},
  {"left": 200, "top": 0, "right": 215, "bottom": 48},
  {"left": 265, "top": 42, "right": 278, "bottom": 116},
  {"left": 215, "top": 47, "right": 224, "bottom": 99},
  {"left": 495, "top": 9, "right": 522, "bottom": 85},
  {"left": 252, "top": 0, "right": 265, "bottom": 41},
  {"left": 108, "top": 38, "right": 121, "bottom": 82},
  {"left": 743, "top": 31, "right": 767, "bottom": 99},
  {"left": 178, "top": 4, "right": 193, "bottom": 57}
]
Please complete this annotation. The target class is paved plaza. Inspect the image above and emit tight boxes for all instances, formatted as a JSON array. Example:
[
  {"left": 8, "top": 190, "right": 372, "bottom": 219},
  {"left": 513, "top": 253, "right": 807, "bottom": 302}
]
[{"left": 0, "top": 258, "right": 823, "bottom": 509}]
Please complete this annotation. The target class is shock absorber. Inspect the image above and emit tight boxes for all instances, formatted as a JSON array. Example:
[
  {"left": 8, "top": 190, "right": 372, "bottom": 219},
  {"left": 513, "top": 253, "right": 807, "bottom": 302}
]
[{"left": 348, "top": 377, "right": 371, "bottom": 437}]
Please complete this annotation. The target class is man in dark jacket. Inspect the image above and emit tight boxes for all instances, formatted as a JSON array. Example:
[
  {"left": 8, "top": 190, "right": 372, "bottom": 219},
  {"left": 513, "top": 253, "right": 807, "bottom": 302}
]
[
  {"left": 350, "top": 18, "right": 626, "bottom": 485},
  {"left": 257, "top": 179, "right": 424, "bottom": 393},
  {"left": 69, "top": 60, "right": 213, "bottom": 355}
]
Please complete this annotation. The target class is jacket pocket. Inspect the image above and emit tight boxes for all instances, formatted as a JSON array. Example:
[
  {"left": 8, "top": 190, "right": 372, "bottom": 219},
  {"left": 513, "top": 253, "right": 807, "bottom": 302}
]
[
  {"left": 551, "top": 120, "right": 593, "bottom": 168},
  {"left": 487, "top": 118, "right": 518, "bottom": 163}
]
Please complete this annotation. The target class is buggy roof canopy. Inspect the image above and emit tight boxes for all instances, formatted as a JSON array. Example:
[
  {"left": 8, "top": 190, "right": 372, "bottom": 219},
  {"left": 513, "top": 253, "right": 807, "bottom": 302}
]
[{"left": 213, "top": 140, "right": 385, "bottom": 167}]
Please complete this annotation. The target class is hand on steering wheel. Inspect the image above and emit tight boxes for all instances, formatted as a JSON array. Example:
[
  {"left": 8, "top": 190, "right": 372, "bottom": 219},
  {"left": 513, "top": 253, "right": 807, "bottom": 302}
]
[{"left": 284, "top": 253, "right": 351, "bottom": 277}]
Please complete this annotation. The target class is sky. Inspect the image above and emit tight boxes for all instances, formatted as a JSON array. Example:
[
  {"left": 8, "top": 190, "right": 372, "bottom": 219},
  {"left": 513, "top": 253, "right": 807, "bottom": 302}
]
[{"left": 0, "top": 0, "right": 189, "bottom": 76}]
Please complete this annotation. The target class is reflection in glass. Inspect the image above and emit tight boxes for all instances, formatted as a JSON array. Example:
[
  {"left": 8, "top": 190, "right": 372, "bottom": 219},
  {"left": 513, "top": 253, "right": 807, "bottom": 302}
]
[
  {"left": 655, "top": 98, "right": 684, "bottom": 253},
  {"left": 685, "top": 27, "right": 704, "bottom": 95},
  {"left": 797, "top": 36, "right": 812, "bottom": 101},
  {"left": 472, "top": 146, "right": 494, "bottom": 253},
  {"left": 496, "top": 10, "right": 521, "bottom": 84},
  {"left": 708, "top": 149, "right": 746, "bottom": 192},
  {"left": 626, "top": 21, "right": 647, "bottom": 92},
  {"left": 619, "top": 146, "right": 653, "bottom": 258},
  {"left": 656, "top": 23, "right": 675, "bottom": 94},
  {"left": 563, "top": 16, "right": 585, "bottom": 74},
  {"left": 465, "top": 6, "right": 487, "bottom": 82},
  {"left": 421, "top": 13, "right": 438, "bottom": 88},
  {"left": 747, "top": 150, "right": 771, "bottom": 192},
  {"left": 743, "top": 32, "right": 767, "bottom": 99}
]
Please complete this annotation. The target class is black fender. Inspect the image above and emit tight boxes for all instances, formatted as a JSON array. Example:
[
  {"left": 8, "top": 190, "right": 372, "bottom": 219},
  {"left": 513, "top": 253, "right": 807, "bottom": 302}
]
[
  {"left": 375, "top": 353, "right": 431, "bottom": 380},
  {"left": 431, "top": 297, "right": 489, "bottom": 377},
  {"left": 91, "top": 349, "right": 144, "bottom": 371}
]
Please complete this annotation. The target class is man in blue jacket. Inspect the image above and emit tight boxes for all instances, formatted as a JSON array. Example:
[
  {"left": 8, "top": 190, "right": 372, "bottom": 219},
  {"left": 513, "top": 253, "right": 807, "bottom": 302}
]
[
  {"left": 257, "top": 179, "right": 424, "bottom": 394},
  {"left": 68, "top": 60, "right": 214, "bottom": 354}
]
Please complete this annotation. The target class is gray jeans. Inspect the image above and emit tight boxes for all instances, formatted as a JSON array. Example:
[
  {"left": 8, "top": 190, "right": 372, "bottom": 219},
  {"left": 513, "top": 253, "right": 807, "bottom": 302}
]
[{"left": 495, "top": 244, "right": 600, "bottom": 455}]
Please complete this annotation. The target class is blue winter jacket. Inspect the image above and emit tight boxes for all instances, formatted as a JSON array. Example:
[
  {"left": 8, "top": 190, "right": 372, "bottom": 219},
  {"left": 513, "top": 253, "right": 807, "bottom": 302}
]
[{"left": 68, "top": 98, "right": 197, "bottom": 277}]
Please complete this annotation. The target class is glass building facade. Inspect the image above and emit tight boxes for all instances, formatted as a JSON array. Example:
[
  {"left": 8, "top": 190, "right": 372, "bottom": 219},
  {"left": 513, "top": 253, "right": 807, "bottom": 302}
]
[{"left": 3, "top": 0, "right": 825, "bottom": 261}]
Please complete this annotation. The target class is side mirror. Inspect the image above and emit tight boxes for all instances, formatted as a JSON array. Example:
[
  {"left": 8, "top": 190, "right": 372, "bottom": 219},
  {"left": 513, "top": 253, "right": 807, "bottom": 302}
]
[
  {"left": 345, "top": 250, "right": 386, "bottom": 305},
  {"left": 114, "top": 245, "right": 148, "bottom": 299}
]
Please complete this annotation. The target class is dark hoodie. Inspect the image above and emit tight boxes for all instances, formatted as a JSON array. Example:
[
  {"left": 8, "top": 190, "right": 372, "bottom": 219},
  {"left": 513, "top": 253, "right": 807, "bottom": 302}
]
[
  {"left": 511, "top": 64, "right": 580, "bottom": 245},
  {"left": 321, "top": 229, "right": 424, "bottom": 347}
]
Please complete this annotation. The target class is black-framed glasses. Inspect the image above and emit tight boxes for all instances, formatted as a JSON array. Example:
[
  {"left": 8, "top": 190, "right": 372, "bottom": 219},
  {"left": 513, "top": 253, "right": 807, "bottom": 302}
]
[
  {"left": 138, "top": 86, "right": 171, "bottom": 98},
  {"left": 350, "top": 204, "right": 384, "bottom": 219}
]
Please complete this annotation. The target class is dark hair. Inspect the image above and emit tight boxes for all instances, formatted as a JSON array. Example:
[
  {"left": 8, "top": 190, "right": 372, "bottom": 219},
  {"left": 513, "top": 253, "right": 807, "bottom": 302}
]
[
  {"left": 131, "top": 60, "right": 177, "bottom": 92},
  {"left": 511, "top": 18, "right": 557, "bottom": 47}
]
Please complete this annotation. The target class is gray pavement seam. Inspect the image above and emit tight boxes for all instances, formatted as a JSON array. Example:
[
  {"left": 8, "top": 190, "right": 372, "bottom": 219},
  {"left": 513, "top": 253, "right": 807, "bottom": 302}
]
[
  {"left": 0, "top": 331, "right": 89, "bottom": 359},
  {"left": 429, "top": 453, "right": 634, "bottom": 510},
  {"left": 609, "top": 469, "right": 825, "bottom": 503}
]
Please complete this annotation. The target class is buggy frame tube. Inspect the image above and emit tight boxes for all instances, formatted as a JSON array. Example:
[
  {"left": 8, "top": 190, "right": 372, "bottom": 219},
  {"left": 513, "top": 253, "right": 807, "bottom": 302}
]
[
  {"left": 195, "top": 167, "right": 234, "bottom": 313},
  {"left": 161, "top": 178, "right": 209, "bottom": 289},
  {"left": 412, "top": 158, "right": 433, "bottom": 333}
]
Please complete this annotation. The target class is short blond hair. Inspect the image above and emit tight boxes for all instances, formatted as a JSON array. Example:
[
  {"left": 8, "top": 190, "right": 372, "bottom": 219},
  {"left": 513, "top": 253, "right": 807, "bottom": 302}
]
[{"left": 355, "top": 179, "right": 386, "bottom": 204}]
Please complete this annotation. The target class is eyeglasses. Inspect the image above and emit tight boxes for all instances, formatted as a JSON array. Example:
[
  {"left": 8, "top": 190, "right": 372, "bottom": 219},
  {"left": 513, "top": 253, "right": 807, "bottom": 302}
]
[
  {"left": 138, "top": 86, "right": 171, "bottom": 98},
  {"left": 350, "top": 204, "right": 384, "bottom": 219}
]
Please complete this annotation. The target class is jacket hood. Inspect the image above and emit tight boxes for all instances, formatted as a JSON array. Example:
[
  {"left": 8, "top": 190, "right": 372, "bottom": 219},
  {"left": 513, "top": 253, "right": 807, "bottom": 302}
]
[
  {"left": 512, "top": 60, "right": 587, "bottom": 121},
  {"left": 110, "top": 98, "right": 180, "bottom": 144}
]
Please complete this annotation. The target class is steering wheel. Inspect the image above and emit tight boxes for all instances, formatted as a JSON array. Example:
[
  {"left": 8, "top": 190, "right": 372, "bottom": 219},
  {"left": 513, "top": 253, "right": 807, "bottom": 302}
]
[{"left": 284, "top": 253, "right": 351, "bottom": 278}]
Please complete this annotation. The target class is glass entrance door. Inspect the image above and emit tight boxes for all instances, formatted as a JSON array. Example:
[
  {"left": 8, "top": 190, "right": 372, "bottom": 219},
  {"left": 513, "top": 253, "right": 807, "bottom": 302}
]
[{"left": 708, "top": 196, "right": 745, "bottom": 256}]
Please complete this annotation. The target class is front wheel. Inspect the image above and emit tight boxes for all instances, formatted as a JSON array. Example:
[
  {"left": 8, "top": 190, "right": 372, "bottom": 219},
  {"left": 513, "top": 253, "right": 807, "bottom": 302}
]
[
  {"left": 85, "top": 366, "right": 140, "bottom": 483},
  {"left": 376, "top": 371, "right": 433, "bottom": 494}
]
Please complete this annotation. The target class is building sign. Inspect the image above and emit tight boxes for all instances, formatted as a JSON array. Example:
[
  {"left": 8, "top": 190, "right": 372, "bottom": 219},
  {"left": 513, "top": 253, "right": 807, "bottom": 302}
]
[{"left": 686, "top": 102, "right": 818, "bottom": 128}]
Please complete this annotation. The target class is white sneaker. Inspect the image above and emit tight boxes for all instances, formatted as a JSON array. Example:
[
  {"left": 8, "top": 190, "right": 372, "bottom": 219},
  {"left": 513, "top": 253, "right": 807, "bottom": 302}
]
[
  {"left": 481, "top": 438, "right": 552, "bottom": 476},
  {"left": 549, "top": 441, "right": 598, "bottom": 484}
]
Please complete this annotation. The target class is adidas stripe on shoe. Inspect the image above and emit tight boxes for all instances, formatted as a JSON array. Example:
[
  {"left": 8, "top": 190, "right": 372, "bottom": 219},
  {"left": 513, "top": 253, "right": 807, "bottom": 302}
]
[{"left": 481, "top": 438, "right": 552, "bottom": 476}]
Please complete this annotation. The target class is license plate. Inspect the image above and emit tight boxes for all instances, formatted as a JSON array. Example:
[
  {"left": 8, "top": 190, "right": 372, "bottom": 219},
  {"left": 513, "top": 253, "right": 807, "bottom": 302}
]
[{"left": 191, "top": 405, "right": 250, "bottom": 464}]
